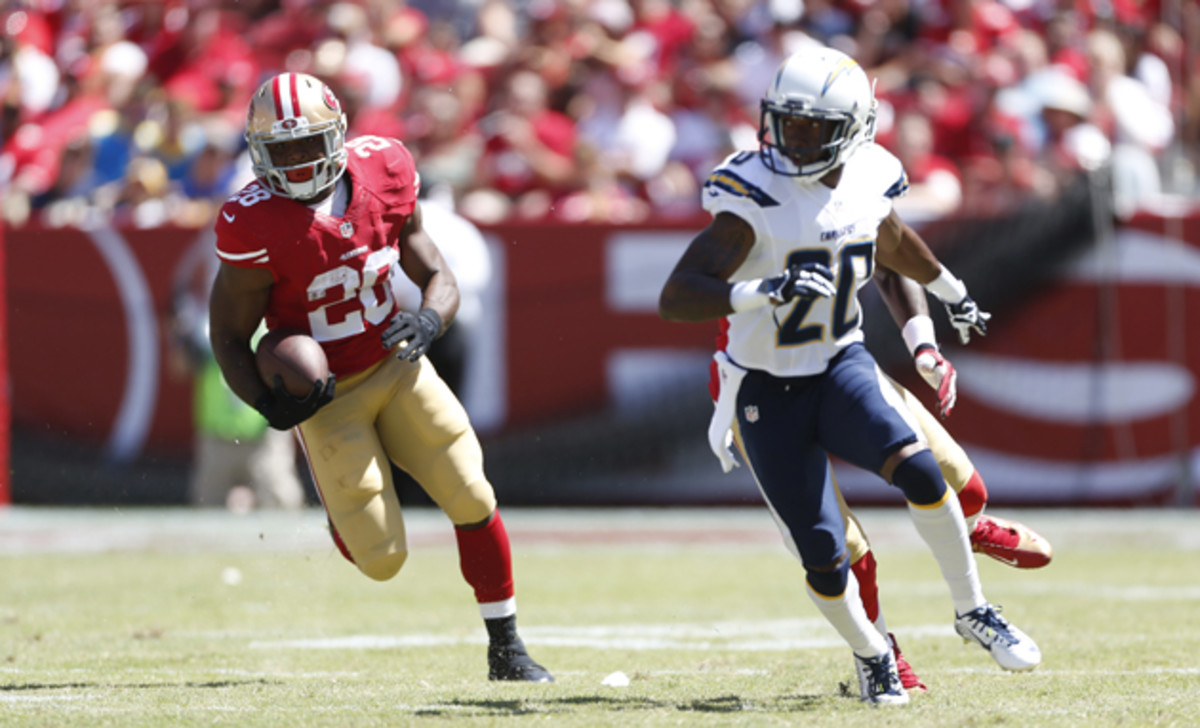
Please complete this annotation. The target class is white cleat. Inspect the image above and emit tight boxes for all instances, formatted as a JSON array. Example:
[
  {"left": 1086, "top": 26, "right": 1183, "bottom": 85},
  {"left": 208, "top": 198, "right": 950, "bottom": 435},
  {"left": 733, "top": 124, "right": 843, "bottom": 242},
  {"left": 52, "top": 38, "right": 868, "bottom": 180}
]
[
  {"left": 954, "top": 603, "right": 1041, "bottom": 671},
  {"left": 853, "top": 650, "right": 909, "bottom": 706}
]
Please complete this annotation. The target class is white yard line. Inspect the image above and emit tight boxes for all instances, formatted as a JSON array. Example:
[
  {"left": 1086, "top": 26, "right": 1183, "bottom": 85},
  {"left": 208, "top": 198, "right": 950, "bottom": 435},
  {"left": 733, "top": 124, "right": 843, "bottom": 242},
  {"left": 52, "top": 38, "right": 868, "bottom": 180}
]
[{"left": 248, "top": 619, "right": 930, "bottom": 652}]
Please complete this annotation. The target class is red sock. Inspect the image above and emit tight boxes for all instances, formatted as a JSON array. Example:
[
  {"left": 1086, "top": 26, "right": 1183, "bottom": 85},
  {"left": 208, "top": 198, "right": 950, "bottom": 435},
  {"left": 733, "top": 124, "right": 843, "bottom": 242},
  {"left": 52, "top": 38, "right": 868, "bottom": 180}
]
[
  {"left": 454, "top": 510, "right": 515, "bottom": 604},
  {"left": 850, "top": 551, "right": 880, "bottom": 623},
  {"left": 958, "top": 470, "right": 988, "bottom": 519}
]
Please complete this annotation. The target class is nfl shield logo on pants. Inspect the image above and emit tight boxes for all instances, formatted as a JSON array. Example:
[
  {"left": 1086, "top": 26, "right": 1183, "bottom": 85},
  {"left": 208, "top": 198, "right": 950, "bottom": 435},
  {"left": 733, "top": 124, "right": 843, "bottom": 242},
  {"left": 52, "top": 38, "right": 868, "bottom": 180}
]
[{"left": 744, "top": 405, "right": 759, "bottom": 423}]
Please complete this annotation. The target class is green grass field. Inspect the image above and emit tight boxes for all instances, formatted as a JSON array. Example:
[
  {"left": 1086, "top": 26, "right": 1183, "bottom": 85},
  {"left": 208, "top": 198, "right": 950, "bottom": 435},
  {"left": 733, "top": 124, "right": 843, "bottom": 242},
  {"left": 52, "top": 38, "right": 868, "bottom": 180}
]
[{"left": 1, "top": 506, "right": 1198, "bottom": 727}]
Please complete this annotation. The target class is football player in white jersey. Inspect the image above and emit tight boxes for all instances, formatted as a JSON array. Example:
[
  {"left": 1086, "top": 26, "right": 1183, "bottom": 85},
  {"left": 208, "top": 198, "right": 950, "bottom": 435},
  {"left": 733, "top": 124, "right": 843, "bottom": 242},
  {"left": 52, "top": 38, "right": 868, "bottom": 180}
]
[
  {"left": 659, "top": 46, "right": 1040, "bottom": 705},
  {"left": 705, "top": 266, "right": 1054, "bottom": 693}
]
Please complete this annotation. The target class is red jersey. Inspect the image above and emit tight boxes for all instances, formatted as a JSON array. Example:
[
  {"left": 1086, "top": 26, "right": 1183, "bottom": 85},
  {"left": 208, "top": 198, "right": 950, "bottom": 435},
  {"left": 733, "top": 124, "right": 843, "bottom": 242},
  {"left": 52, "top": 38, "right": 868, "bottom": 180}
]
[{"left": 215, "top": 135, "right": 419, "bottom": 377}]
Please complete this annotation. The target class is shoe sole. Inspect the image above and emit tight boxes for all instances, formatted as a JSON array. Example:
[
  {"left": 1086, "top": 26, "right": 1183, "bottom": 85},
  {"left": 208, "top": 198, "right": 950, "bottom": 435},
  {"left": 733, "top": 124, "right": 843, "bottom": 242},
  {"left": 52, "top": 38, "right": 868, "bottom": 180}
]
[{"left": 972, "top": 543, "right": 1053, "bottom": 569}]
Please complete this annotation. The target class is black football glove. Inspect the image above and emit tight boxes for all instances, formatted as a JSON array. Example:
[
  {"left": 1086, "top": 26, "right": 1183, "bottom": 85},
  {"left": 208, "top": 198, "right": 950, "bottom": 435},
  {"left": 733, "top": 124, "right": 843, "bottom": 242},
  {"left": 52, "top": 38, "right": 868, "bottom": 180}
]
[
  {"left": 764, "top": 262, "right": 836, "bottom": 305},
  {"left": 944, "top": 296, "right": 991, "bottom": 344},
  {"left": 253, "top": 374, "right": 336, "bottom": 431},
  {"left": 382, "top": 307, "right": 443, "bottom": 361}
]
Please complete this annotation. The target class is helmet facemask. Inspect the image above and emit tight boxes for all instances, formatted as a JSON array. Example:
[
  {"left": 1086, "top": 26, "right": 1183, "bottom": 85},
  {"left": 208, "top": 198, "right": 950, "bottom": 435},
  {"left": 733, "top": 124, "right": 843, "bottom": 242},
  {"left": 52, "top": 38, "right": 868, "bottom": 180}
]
[{"left": 248, "top": 117, "right": 347, "bottom": 200}]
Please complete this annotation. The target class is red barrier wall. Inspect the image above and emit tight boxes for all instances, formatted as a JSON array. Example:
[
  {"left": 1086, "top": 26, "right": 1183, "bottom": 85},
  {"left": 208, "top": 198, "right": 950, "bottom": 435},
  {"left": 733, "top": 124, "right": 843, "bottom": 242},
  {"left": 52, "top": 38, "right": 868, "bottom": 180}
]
[
  {"left": 488, "top": 219, "right": 715, "bottom": 424},
  {"left": 5, "top": 212, "right": 1199, "bottom": 505},
  {"left": 7, "top": 227, "right": 195, "bottom": 455},
  {"left": 0, "top": 222, "right": 8, "bottom": 504}
]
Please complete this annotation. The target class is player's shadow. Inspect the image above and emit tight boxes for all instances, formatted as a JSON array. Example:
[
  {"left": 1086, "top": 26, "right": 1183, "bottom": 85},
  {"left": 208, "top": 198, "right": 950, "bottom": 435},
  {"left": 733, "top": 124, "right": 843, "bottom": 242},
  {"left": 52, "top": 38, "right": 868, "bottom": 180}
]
[
  {"left": 0, "top": 679, "right": 281, "bottom": 691},
  {"left": 414, "top": 695, "right": 655, "bottom": 718},
  {"left": 426, "top": 692, "right": 826, "bottom": 717}
]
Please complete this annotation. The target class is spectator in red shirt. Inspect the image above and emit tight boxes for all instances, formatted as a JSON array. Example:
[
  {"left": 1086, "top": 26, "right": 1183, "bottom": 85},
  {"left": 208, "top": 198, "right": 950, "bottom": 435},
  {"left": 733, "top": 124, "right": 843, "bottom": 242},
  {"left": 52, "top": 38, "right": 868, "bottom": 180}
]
[
  {"left": 630, "top": 0, "right": 696, "bottom": 80},
  {"left": 405, "top": 86, "right": 484, "bottom": 203},
  {"left": 464, "top": 68, "right": 576, "bottom": 221},
  {"left": 0, "top": 7, "right": 60, "bottom": 133},
  {"left": 0, "top": 57, "right": 110, "bottom": 224},
  {"left": 888, "top": 110, "right": 964, "bottom": 222}
]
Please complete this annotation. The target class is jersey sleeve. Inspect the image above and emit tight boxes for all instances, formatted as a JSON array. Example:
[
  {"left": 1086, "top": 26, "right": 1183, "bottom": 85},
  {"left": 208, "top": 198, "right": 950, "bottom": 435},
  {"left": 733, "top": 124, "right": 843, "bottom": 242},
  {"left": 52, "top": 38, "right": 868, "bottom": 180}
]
[
  {"left": 214, "top": 196, "right": 272, "bottom": 271},
  {"left": 700, "top": 152, "right": 780, "bottom": 233},
  {"left": 858, "top": 143, "right": 909, "bottom": 200}
]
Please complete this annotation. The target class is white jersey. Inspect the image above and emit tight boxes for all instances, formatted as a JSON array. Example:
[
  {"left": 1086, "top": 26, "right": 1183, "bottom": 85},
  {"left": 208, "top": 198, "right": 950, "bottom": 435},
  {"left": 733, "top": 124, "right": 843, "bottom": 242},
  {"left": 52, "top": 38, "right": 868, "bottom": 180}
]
[{"left": 703, "top": 143, "right": 909, "bottom": 377}]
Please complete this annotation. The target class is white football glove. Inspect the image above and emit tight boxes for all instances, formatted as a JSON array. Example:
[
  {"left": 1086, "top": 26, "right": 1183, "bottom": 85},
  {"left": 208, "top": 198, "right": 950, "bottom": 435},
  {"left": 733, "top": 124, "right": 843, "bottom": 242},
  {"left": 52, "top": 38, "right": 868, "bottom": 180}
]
[
  {"left": 708, "top": 352, "right": 748, "bottom": 473},
  {"left": 914, "top": 345, "right": 957, "bottom": 418}
]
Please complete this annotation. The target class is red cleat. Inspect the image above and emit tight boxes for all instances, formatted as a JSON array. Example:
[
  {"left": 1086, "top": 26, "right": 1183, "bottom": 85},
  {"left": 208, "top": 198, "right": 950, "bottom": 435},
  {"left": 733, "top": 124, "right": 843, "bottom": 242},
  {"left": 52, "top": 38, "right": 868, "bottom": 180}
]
[
  {"left": 889, "top": 633, "right": 928, "bottom": 693},
  {"left": 970, "top": 514, "right": 1053, "bottom": 569}
]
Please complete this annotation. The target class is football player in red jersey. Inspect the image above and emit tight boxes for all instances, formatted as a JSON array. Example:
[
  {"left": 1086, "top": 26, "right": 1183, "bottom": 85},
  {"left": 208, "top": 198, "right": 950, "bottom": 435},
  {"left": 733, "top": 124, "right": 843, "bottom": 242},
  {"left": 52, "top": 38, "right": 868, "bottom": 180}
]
[{"left": 208, "top": 72, "right": 552, "bottom": 682}]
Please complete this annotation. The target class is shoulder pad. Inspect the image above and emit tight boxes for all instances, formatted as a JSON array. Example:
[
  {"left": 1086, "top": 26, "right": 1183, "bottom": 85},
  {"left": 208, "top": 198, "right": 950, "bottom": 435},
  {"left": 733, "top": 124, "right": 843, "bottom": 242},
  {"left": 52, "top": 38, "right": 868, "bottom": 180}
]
[{"left": 844, "top": 143, "right": 908, "bottom": 200}]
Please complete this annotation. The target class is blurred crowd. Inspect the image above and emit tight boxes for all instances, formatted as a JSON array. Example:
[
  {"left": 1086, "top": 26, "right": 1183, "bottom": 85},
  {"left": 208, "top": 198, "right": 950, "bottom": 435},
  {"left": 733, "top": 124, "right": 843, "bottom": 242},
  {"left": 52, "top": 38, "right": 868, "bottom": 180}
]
[{"left": 1, "top": 0, "right": 1195, "bottom": 230}]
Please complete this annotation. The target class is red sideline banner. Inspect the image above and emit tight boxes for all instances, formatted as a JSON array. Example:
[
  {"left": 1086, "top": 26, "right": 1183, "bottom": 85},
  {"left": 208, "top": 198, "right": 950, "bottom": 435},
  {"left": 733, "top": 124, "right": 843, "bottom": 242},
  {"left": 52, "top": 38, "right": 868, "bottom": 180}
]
[
  {"left": 837, "top": 210, "right": 1200, "bottom": 506},
  {"left": 5, "top": 212, "right": 1200, "bottom": 505},
  {"left": 4, "top": 221, "right": 716, "bottom": 460}
]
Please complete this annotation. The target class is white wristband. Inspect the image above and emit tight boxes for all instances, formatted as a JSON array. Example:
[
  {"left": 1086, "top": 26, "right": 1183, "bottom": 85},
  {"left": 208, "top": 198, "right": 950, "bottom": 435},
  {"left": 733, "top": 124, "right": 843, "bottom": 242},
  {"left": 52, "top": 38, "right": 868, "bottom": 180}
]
[
  {"left": 901, "top": 315, "right": 937, "bottom": 356},
  {"left": 730, "top": 279, "right": 770, "bottom": 313},
  {"left": 924, "top": 266, "right": 968, "bottom": 304}
]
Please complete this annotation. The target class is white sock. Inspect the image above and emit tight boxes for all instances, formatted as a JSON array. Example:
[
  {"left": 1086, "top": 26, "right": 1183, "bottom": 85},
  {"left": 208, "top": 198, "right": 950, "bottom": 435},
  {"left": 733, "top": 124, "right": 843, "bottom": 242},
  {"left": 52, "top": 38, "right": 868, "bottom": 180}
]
[
  {"left": 479, "top": 597, "right": 517, "bottom": 620},
  {"left": 806, "top": 571, "right": 890, "bottom": 658},
  {"left": 907, "top": 494, "right": 986, "bottom": 615},
  {"left": 873, "top": 613, "right": 890, "bottom": 641}
]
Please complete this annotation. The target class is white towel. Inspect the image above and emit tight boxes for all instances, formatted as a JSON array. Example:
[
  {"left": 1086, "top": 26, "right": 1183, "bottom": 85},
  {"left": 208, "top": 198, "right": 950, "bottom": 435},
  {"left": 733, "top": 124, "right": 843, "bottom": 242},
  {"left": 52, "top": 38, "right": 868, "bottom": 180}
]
[{"left": 708, "top": 351, "right": 748, "bottom": 473}]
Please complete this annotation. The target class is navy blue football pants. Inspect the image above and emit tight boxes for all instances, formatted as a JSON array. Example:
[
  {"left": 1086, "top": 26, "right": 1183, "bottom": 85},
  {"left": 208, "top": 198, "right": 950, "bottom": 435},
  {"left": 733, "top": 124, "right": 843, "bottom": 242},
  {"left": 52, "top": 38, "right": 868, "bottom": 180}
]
[{"left": 735, "top": 343, "right": 931, "bottom": 585}]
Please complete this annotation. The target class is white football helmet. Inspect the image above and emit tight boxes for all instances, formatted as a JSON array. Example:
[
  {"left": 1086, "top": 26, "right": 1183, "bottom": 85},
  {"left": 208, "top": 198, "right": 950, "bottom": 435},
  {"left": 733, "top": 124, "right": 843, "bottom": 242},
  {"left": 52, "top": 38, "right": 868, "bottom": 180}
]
[
  {"left": 245, "top": 72, "right": 348, "bottom": 200},
  {"left": 758, "top": 47, "right": 877, "bottom": 180}
]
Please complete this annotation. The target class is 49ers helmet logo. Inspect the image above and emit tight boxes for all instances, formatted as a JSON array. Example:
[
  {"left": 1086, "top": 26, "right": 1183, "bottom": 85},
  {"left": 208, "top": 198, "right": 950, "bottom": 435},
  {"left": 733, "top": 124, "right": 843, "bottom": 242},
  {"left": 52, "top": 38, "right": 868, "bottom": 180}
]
[{"left": 323, "top": 85, "right": 340, "bottom": 112}]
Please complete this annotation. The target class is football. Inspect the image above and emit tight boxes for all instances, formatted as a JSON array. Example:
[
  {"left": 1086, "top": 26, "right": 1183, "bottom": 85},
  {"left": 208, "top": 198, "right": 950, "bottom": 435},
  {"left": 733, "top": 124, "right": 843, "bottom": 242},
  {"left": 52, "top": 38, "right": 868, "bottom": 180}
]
[{"left": 255, "top": 329, "right": 330, "bottom": 398}]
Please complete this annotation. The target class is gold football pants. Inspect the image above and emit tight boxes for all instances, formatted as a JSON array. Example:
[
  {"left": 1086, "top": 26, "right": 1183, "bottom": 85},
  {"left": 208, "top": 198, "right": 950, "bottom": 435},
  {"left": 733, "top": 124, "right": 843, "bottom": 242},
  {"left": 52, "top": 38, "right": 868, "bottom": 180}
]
[{"left": 298, "top": 354, "right": 496, "bottom": 581}]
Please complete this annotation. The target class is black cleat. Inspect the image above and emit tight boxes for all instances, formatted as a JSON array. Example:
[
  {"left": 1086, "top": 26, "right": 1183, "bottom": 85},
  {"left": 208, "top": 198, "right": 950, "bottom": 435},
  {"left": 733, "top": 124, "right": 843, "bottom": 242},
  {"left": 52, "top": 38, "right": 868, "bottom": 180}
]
[{"left": 487, "top": 638, "right": 554, "bottom": 682}]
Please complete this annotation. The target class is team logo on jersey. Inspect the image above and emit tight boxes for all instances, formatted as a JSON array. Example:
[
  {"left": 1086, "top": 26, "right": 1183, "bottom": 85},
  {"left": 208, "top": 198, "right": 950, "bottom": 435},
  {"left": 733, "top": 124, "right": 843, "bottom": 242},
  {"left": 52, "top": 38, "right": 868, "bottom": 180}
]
[
  {"left": 743, "top": 405, "right": 759, "bottom": 423},
  {"left": 340, "top": 221, "right": 355, "bottom": 238}
]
